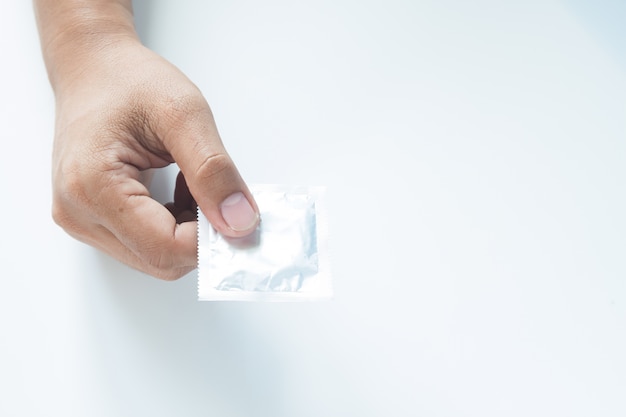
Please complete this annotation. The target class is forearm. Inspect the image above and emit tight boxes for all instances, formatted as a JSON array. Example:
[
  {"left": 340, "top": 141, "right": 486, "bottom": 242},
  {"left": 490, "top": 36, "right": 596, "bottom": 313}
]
[{"left": 34, "top": 0, "right": 139, "bottom": 93}]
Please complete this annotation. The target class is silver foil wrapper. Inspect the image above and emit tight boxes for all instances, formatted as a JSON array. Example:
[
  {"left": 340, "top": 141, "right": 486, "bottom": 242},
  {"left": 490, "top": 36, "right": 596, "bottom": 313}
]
[{"left": 198, "top": 185, "right": 332, "bottom": 301}]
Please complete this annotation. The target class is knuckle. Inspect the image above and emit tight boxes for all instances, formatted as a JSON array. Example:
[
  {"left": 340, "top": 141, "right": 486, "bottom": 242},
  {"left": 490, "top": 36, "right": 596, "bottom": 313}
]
[
  {"left": 161, "top": 93, "right": 210, "bottom": 129},
  {"left": 51, "top": 200, "right": 72, "bottom": 230},
  {"left": 195, "top": 152, "right": 232, "bottom": 181},
  {"left": 137, "top": 231, "right": 195, "bottom": 280},
  {"left": 51, "top": 167, "right": 89, "bottom": 232},
  {"left": 151, "top": 251, "right": 174, "bottom": 271},
  {"left": 141, "top": 247, "right": 187, "bottom": 281}
]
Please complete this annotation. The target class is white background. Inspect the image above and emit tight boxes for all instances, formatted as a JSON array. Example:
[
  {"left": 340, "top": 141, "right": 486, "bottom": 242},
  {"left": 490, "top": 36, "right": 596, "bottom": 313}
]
[{"left": 1, "top": 0, "right": 625, "bottom": 416}]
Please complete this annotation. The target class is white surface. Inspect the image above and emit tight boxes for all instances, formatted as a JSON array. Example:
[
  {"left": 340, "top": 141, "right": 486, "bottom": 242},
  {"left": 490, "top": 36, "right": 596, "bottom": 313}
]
[{"left": 1, "top": 0, "right": 625, "bottom": 415}]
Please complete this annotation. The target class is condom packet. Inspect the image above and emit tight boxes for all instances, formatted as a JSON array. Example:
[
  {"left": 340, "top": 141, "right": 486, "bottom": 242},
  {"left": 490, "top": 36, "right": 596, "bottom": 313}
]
[{"left": 198, "top": 185, "right": 332, "bottom": 301}]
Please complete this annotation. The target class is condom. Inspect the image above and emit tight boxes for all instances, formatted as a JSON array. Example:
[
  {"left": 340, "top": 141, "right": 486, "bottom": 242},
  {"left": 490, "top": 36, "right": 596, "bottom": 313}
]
[{"left": 198, "top": 185, "right": 332, "bottom": 301}]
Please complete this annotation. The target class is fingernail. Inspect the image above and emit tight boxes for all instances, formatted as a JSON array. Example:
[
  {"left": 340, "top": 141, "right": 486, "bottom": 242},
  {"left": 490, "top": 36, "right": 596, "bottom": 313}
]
[{"left": 220, "top": 192, "right": 259, "bottom": 232}]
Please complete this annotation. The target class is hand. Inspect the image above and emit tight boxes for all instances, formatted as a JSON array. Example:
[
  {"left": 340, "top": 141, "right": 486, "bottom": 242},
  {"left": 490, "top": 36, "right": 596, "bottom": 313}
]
[{"left": 49, "top": 38, "right": 259, "bottom": 280}]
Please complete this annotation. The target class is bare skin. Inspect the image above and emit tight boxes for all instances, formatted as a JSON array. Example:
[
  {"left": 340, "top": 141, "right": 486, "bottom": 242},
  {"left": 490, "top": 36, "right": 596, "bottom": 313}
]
[{"left": 34, "top": 0, "right": 260, "bottom": 280}]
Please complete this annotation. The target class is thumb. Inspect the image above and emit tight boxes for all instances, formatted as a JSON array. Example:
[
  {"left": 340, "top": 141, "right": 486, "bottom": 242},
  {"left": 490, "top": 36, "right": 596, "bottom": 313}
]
[{"left": 158, "top": 96, "right": 259, "bottom": 237}]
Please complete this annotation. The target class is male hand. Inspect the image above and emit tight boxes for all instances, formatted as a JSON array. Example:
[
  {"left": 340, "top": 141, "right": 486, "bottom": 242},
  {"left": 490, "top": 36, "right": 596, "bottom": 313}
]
[{"left": 36, "top": 2, "right": 259, "bottom": 279}]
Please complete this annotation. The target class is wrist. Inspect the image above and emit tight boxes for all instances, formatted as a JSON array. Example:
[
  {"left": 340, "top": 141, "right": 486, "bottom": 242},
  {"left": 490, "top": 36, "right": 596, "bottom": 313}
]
[{"left": 35, "top": 0, "right": 139, "bottom": 94}]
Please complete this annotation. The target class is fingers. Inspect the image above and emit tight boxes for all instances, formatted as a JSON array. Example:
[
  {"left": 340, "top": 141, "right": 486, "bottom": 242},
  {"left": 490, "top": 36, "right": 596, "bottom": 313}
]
[
  {"left": 53, "top": 162, "right": 197, "bottom": 280},
  {"left": 154, "top": 94, "right": 260, "bottom": 238},
  {"left": 80, "top": 223, "right": 195, "bottom": 281},
  {"left": 100, "top": 177, "right": 198, "bottom": 276}
]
